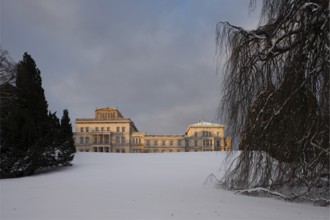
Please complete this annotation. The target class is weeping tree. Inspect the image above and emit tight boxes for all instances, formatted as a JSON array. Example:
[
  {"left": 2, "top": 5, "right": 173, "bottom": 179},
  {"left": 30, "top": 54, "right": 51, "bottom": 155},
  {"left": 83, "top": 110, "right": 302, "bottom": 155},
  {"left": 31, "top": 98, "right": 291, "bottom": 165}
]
[{"left": 217, "top": 0, "right": 329, "bottom": 204}]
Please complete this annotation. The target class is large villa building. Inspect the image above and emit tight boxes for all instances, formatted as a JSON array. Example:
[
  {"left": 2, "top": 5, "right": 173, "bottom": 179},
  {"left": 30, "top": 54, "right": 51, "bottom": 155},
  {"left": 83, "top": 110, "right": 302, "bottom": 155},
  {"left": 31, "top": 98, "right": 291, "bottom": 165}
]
[{"left": 74, "top": 107, "right": 232, "bottom": 153}]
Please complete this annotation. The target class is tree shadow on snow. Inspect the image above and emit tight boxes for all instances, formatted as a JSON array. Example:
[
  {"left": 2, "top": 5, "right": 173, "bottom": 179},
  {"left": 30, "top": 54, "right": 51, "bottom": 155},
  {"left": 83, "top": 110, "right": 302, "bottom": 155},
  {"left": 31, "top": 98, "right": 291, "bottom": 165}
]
[{"left": 33, "top": 164, "right": 77, "bottom": 177}]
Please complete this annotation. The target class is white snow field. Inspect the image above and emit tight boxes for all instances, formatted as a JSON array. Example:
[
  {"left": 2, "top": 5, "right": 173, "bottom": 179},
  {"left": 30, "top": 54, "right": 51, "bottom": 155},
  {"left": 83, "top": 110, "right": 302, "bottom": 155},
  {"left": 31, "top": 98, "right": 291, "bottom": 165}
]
[{"left": 1, "top": 152, "right": 329, "bottom": 220}]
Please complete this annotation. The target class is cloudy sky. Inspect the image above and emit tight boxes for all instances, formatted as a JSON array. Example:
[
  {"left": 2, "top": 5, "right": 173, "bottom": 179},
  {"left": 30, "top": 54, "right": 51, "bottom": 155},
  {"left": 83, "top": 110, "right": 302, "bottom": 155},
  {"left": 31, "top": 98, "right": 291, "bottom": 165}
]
[{"left": 1, "top": 0, "right": 260, "bottom": 135}]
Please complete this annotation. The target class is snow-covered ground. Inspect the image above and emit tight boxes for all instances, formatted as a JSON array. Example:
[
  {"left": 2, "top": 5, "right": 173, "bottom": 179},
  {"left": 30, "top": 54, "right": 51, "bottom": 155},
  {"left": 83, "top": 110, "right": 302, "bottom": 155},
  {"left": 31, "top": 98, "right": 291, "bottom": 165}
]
[{"left": 1, "top": 152, "right": 329, "bottom": 220}]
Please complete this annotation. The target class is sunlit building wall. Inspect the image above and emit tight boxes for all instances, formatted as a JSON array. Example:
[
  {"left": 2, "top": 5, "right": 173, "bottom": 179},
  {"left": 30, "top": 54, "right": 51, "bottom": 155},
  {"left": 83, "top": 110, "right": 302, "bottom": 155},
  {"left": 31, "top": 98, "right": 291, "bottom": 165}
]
[{"left": 74, "top": 107, "right": 232, "bottom": 153}]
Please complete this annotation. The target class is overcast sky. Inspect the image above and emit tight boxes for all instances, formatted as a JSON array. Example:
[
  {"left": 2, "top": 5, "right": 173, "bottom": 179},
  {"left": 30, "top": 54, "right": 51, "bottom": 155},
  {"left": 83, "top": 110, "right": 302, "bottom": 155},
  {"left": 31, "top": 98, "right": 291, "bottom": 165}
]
[{"left": 1, "top": 0, "right": 260, "bottom": 135}]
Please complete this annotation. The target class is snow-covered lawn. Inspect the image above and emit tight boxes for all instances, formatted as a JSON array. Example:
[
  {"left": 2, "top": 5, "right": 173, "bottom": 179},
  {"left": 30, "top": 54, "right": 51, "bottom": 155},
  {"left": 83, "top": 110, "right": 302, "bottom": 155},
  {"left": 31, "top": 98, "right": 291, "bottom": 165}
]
[{"left": 1, "top": 152, "right": 329, "bottom": 220}]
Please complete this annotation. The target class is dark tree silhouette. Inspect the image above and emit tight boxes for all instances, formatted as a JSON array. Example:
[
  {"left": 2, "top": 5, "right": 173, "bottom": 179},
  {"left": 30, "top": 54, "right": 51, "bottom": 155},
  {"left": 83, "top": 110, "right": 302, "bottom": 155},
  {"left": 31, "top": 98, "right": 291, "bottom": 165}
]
[
  {"left": 217, "top": 0, "right": 329, "bottom": 204},
  {"left": 0, "top": 51, "right": 75, "bottom": 178}
]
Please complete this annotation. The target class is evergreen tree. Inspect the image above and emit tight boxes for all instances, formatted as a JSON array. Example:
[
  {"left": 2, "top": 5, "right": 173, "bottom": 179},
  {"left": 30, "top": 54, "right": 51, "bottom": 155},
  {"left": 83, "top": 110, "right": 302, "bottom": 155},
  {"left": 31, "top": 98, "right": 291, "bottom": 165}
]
[
  {"left": 41, "top": 111, "right": 62, "bottom": 167},
  {"left": 0, "top": 52, "right": 76, "bottom": 178},
  {"left": 59, "top": 109, "right": 75, "bottom": 165},
  {"left": 40, "top": 110, "right": 75, "bottom": 167},
  {"left": 8, "top": 52, "right": 50, "bottom": 176}
]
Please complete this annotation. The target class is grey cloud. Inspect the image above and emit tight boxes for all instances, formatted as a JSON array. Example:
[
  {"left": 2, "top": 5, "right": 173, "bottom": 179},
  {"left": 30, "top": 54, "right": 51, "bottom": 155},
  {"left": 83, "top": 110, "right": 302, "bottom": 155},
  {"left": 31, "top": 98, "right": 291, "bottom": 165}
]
[{"left": 2, "top": 0, "right": 260, "bottom": 133}]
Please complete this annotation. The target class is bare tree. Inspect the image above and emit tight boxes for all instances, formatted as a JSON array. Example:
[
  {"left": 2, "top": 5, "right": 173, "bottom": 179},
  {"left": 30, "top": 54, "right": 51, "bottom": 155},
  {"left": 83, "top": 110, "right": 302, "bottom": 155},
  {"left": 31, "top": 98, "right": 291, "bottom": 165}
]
[
  {"left": 0, "top": 47, "right": 16, "bottom": 86},
  {"left": 217, "top": 0, "right": 329, "bottom": 204}
]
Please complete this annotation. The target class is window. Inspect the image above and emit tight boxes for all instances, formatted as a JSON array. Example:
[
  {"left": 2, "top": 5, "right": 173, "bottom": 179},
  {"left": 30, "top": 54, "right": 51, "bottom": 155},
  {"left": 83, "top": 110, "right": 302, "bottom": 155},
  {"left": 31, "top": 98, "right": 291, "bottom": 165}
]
[
  {"left": 107, "top": 127, "right": 110, "bottom": 131},
  {"left": 202, "top": 131, "right": 211, "bottom": 137},
  {"left": 80, "top": 127, "right": 84, "bottom": 132},
  {"left": 216, "top": 140, "right": 220, "bottom": 147},
  {"left": 95, "top": 127, "right": 99, "bottom": 132},
  {"left": 85, "top": 137, "right": 90, "bottom": 144},
  {"left": 121, "top": 136, "right": 125, "bottom": 144},
  {"left": 146, "top": 141, "right": 150, "bottom": 146},
  {"left": 105, "top": 135, "right": 109, "bottom": 144},
  {"left": 101, "top": 127, "right": 104, "bottom": 132},
  {"left": 86, "top": 127, "right": 89, "bottom": 132},
  {"left": 203, "top": 140, "right": 212, "bottom": 147},
  {"left": 122, "top": 127, "right": 125, "bottom": 132},
  {"left": 170, "top": 140, "right": 173, "bottom": 146},
  {"left": 155, "top": 141, "right": 158, "bottom": 146},
  {"left": 178, "top": 140, "right": 182, "bottom": 146},
  {"left": 194, "top": 132, "right": 197, "bottom": 137},
  {"left": 116, "top": 136, "right": 120, "bottom": 144},
  {"left": 162, "top": 141, "right": 166, "bottom": 146},
  {"left": 195, "top": 140, "right": 198, "bottom": 147},
  {"left": 116, "top": 127, "right": 120, "bottom": 132},
  {"left": 80, "top": 137, "right": 84, "bottom": 144}
]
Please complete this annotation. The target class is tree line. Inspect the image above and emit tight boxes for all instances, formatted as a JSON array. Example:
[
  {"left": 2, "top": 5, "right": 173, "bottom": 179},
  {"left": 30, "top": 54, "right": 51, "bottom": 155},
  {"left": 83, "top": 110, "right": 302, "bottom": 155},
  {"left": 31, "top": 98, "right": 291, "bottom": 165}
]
[{"left": 0, "top": 48, "right": 76, "bottom": 178}]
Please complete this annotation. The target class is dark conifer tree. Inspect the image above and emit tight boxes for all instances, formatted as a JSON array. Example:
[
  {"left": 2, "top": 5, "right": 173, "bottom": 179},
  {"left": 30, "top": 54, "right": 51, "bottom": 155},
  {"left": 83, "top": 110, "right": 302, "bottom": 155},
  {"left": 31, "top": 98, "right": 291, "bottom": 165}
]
[
  {"left": 41, "top": 111, "right": 62, "bottom": 167},
  {"left": 1, "top": 52, "right": 76, "bottom": 178},
  {"left": 59, "top": 109, "right": 75, "bottom": 165},
  {"left": 9, "top": 52, "right": 50, "bottom": 176}
]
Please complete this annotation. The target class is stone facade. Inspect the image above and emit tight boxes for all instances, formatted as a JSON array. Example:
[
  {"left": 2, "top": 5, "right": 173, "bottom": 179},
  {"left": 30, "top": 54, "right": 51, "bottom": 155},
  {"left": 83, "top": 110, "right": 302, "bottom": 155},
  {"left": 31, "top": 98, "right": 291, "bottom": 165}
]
[{"left": 74, "top": 107, "right": 232, "bottom": 153}]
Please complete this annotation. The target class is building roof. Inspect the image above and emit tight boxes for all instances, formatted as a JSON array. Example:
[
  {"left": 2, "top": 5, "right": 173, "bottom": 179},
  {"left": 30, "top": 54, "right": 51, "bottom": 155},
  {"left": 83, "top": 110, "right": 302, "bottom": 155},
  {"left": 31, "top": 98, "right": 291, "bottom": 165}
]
[
  {"left": 95, "top": 107, "right": 118, "bottom": 112},
  {"left": 185, "top": 121, "right": 224, "bottom": 134},
  {"left": 188, "top": 121, "right": 224, "bottom": 127}
]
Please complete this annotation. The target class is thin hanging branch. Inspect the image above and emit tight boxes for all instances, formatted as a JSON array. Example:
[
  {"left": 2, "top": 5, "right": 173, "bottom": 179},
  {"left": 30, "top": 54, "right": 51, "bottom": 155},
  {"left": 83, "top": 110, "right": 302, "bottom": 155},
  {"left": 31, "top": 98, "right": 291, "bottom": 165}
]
[{"left": 217, "top": 0, "right": 329, "bottom": 204}]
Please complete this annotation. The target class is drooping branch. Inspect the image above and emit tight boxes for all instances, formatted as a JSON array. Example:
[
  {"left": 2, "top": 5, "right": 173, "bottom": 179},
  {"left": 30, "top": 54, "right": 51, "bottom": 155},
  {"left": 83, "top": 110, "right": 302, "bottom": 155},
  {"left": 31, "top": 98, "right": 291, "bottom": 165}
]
[{"left": 217, "top": 0, "right": 329, "bottom": 204}]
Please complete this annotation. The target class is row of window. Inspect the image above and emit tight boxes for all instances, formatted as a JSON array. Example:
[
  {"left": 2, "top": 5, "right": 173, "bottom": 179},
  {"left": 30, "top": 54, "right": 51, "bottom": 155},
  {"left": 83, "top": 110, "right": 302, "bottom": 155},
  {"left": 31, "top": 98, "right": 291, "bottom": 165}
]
[
  {"left": 202, "top": 131, "right": 212, "bottom": 137},
  {"left": 78, "top": 136, "right": 143, "bottom": 145},
  {"left": 79, "top": 126, "right": 126, "bottom": 133},
  {"left": 79, "top": 127, "right": 221, "bottom": 140},
  {"left": 193, "top": 131, "right": 223, "bottom": 137},
  {"left": 194, "top": 131, "right": 217, "bottom": 137},
  {"left": 144, "top": 139, "right": 221, "bottom": 147},
  {"left": 96, "top": 112, "right": 116, "bottom": 119},
  {"left": 79, "top": 148, "right": 223, "bottom": 153},
  {"left": 79, "top": 136, "right": 126, "bottom": 145},
  {"left": 79, "top": 149, "right": 184, "bottom": 153},
  {"left": 79, "top": 136, "right": 112, "bottom": 144},
  {"left": 78, "top": 136, "right": 221, "bottom": 147},
  {"left": 203, "top": 140, "right": 213, "bottom": 147},
  {"left": 131, "top": 137, "right": 141, "bottom": 144},
  {"left": 145, "top": 149, "right": 182, "bottom": 153},
  {"left": 146, "top": 140, "right": 183, "bottom": 147}
]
